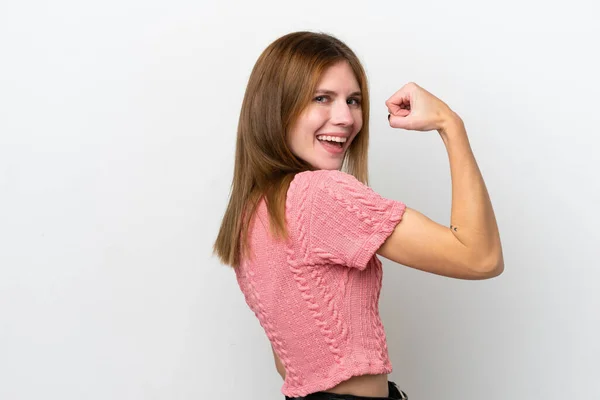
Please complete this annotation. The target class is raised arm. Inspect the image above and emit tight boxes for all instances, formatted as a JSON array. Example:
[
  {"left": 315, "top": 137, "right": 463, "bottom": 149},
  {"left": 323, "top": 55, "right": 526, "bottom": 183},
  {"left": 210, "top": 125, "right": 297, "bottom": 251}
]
[{"left": 378, "top": 83, "right": 503, "bottom": 280}]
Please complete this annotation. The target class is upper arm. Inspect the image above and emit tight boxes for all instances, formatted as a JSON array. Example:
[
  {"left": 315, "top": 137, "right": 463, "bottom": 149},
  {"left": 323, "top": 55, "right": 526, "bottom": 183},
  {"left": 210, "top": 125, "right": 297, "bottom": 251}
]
[
  {"left": 288, "top": 170, "right": 406, "bottom": 271},
  {"left": 377, "top": 207, "right": 503, "bottom": 280},
  {"left": 289, "top": 170, "right": 502, "bottom": 279}
]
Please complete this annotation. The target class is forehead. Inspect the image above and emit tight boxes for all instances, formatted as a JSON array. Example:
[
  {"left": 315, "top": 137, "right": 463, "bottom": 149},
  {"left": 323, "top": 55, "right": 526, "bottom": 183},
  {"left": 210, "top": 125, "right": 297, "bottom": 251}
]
[{"left": 316, "top": 61, "right": 360, "bottom": 92}]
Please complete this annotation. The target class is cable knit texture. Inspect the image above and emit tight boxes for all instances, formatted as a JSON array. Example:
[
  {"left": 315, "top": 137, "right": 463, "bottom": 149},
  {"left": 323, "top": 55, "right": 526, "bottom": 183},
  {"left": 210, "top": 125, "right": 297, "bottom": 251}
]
[{"left": 234, "top": 170, "right": 406, "bottom": 397}]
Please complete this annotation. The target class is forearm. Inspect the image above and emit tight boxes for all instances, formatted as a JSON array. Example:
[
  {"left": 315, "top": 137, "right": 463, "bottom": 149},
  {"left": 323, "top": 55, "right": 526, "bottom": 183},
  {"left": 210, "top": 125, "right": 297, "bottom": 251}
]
[{"left": 438, "top": 114, "right": 503, "bottom": 271}]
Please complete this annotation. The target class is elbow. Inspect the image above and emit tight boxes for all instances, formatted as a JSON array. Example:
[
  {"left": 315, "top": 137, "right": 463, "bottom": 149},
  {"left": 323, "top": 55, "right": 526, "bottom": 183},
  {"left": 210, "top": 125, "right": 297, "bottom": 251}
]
[
  {"left": 482, "top": 259, "right": 504, "bottom": 278},
  {"left": 464, "top": 247, "right": 504, "bottom": 280},
  {"left": 476, "top": 250, "right": 504, "bottom": 279}
]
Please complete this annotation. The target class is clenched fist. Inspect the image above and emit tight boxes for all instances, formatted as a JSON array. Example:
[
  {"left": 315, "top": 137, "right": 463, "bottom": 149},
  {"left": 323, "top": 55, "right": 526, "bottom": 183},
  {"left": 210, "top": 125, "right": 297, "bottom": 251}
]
[{"left": 386, "top": 82, "right": 460, "bottom": 133}]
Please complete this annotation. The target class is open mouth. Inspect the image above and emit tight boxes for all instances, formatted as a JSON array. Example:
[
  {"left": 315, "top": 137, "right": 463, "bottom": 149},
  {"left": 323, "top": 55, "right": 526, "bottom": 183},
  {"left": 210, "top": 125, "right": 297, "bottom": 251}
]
[{"left": 317, "top": 135, "right": 346, "bottom": 150}]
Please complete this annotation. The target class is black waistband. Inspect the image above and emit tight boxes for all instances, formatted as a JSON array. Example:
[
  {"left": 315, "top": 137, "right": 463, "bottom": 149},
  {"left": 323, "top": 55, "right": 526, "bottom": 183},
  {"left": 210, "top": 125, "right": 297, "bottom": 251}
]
[{"left": 285, "top": 381, "right": 408, "bottom": 400}]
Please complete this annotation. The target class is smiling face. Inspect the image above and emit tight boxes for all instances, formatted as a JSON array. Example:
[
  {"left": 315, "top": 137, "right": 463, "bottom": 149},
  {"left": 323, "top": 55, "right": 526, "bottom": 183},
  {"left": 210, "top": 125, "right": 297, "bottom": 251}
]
[{"left": 287, "top": 61, "right": 363, "bottom": 170}]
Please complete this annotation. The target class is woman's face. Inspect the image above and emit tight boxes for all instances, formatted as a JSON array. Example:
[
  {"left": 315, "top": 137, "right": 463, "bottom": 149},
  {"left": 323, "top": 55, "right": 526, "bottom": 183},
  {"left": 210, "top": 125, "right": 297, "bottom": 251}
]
[{"left": 287, "top": 61, "right": 363, "bottom": 170}]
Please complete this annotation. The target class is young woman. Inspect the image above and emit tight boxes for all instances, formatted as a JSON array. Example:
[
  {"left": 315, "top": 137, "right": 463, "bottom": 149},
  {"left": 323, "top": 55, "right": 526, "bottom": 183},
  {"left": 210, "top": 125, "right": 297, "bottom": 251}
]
[{"left": 214, "top": 31, "right": 503, "bottom": 400}]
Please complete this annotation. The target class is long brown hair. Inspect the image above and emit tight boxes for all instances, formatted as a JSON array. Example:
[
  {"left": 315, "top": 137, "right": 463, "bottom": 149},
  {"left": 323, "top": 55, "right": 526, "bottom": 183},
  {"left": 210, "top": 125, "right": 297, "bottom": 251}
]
[{"left": 213, "top": 31, "right": 371, "bottom": 268}]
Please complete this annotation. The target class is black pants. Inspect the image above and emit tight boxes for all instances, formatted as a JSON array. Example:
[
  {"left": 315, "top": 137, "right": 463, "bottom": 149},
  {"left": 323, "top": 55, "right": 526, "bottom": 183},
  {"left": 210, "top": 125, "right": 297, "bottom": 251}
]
[{"left": 285, "top": 381, "right": 408, "bottom": 400}]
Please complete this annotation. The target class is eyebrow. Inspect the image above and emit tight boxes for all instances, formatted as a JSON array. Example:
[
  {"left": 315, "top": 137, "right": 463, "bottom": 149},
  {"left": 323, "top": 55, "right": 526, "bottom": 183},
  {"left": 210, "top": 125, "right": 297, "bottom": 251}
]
[{"left": 314, "top": 89, "right": 362, "bottom": 97}]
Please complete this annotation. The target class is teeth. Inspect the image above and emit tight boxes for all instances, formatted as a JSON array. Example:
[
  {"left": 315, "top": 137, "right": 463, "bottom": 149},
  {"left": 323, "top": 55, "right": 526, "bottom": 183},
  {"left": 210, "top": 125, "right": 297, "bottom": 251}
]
[{"left": 317, "top": 135, "right": 347, "bottom": 143}]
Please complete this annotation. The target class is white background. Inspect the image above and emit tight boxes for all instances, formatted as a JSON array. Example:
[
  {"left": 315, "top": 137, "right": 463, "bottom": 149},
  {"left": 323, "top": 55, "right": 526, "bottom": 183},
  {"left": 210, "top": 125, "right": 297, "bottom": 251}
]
[{"left": 1, "top": 1, "right": 599, "bottom": 399}]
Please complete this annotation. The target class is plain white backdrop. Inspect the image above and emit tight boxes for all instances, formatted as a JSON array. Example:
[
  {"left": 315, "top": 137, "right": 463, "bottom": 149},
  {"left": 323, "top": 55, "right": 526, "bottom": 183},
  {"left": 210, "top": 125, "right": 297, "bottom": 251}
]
[{"left": 1, "top": 1, "right": 598, "bottom": 399}]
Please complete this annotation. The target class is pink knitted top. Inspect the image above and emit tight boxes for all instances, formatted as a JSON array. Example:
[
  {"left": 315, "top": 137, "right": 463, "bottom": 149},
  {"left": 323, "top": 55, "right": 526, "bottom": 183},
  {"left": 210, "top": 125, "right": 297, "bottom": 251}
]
[{"left": 234, "top": 169, "right": 407, "bottom": 397}]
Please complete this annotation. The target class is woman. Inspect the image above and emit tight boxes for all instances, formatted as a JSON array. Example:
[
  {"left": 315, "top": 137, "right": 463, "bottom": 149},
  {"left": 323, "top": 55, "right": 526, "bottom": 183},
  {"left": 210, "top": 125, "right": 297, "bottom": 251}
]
[{"left": 213, "top": 31, "right": 503, "bottom": 399}]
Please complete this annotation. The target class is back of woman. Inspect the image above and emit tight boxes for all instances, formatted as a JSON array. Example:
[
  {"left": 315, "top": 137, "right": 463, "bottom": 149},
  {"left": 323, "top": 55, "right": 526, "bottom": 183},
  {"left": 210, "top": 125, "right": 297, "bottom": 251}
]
[
  {"left": 237, "top": 170, "right": 405, "bottom": 397},
  {"left": 214, "top": 31, "right": 503, "bottom": 400}
]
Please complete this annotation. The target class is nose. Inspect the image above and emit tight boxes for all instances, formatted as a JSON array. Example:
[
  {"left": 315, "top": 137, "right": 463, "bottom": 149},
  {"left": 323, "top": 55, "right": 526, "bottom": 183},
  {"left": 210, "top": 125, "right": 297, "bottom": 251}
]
[{"left": 330, "top": 100, "right": 354, "bottom": 126}]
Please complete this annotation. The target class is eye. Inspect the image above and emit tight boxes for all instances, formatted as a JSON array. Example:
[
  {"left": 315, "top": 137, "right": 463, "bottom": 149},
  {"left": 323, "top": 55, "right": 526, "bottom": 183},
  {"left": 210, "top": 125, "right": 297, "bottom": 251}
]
[
  {"left": 347, "top": 97, "right": 361, "bottom": 106},
  {"left": 314, "top": 95, "right": 329, "bottom": 103}
]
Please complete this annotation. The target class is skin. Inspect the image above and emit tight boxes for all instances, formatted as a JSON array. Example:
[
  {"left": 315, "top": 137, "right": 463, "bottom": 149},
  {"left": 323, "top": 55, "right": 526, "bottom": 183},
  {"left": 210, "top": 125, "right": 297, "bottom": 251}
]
[
  {"left": 287, "top": 61, "right": 363, "bottom": 171},
  {"left": 278, "top": 70, "right": 504, "bottom": 396},
  {"left": 281, "top": 61, "right": 390, "bottom": 397}
]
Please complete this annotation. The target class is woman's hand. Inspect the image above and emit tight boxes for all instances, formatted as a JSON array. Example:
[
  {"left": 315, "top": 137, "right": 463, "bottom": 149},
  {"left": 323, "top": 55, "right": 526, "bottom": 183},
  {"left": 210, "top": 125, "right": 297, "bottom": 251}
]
[{"left": 386, "top": 82, "right": 460, "bottom": 133}]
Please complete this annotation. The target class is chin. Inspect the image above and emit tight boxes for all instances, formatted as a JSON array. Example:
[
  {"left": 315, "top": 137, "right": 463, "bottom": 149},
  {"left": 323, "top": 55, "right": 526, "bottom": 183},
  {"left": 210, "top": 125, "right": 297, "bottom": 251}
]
[{"left": 312, "top": 159, "right": 343, "bottom": 171}]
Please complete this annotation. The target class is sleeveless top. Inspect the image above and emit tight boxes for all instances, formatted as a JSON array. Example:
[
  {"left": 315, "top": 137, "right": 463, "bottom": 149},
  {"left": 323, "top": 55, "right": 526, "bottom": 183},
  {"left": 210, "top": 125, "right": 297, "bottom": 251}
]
[{"left": 234, "top": 169, "right": 406, "bottom": 397}]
